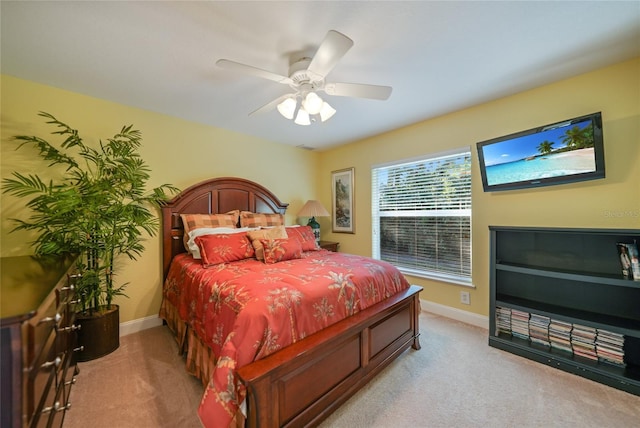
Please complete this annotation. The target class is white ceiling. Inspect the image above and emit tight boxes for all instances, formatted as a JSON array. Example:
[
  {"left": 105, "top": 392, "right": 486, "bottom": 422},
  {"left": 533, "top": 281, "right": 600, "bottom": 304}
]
[{"left": 2, "top": 1, "right": 639, "bottom": 151}]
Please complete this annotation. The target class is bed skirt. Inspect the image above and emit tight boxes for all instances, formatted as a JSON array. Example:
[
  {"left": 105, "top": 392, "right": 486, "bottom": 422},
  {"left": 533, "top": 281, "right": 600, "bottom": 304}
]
[{"left": 159, "top": 298, "right": 245, "bottom": 427}]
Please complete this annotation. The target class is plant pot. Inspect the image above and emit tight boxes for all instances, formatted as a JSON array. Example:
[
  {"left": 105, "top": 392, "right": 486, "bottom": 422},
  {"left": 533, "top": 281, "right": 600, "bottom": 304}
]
[{"left": 76, "top": 305, "right": 119, "bottom": 362}]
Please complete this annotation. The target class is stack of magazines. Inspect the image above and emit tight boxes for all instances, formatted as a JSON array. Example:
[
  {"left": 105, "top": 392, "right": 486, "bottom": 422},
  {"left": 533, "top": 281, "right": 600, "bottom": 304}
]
[
  {"left": 495, "top": 306, "right": 512, "bottom": 335},
  {"left": 529, "top": 313, "right": 551, "bottom": 347},
  {"left": 511, "top": 309, "right": 530, "bottom": 340},
  {"left": 596, "top": 329, "right": 625, "bottom": 366},
  {"left": 572, "top": 324, "right": 598, "bottom": 361},
  {"left": 549, "top": 319, "right": 573, "bottom": 354}
]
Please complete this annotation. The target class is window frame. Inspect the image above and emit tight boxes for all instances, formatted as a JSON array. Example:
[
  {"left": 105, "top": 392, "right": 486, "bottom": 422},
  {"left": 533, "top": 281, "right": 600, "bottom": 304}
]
[{"left": 371, "top": 147, "right": 472, "bottom": 286}]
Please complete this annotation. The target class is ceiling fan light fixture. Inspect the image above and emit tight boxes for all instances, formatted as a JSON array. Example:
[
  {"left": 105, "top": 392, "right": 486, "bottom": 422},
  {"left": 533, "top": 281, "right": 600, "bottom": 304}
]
[
  {"left": 294, "top": 108, "right": 311, "bottom": 125},
  {"left": 277, "top": 97, "right": 297, "bottom": 120},
  {"left": 302, "top": 92, "right": 324, "bottom": 115},
  {"left": 319, "top": 102, "right": 336, "bottom": 122}
]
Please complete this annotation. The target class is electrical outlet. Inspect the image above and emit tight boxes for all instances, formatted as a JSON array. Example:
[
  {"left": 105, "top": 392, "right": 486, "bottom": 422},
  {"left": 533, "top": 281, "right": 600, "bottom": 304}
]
[{"left": 460, "top": 291, "right": 470, "bottom": 305}]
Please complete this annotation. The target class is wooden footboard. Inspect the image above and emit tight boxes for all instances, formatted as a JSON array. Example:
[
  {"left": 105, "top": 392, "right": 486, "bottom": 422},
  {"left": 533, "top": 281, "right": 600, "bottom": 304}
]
[{"left": 238, "top": 284, "right": 422, "bottom": 428}]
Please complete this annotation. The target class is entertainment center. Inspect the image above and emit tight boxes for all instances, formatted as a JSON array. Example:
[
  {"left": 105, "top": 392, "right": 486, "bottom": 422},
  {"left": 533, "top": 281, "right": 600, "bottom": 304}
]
[{"left": 488, "top": 226, "right": 640, "bottom": 395}]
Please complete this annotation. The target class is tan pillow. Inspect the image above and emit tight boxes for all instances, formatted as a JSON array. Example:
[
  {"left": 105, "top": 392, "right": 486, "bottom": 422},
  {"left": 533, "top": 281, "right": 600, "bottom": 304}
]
[
  {"left": 180, "top": 210, "right": 239, "bottom": 251},
  {"left": 240, "top": 211, "right": 284, "bottom": 228},
  {"left": 246, "top": 226, "right": 288, "bottom": 260}
]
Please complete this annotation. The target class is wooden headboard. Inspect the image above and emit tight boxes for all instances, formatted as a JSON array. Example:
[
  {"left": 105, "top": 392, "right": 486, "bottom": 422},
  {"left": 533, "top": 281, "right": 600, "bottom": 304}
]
[{"left": 161, "top": 177, "right": 289, "bottom": 278}]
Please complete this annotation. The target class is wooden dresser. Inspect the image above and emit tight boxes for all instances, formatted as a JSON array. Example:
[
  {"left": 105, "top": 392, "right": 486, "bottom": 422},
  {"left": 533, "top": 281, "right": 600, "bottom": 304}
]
[{"left": 1, "top": 256, "right": 81, "bottom": 428}]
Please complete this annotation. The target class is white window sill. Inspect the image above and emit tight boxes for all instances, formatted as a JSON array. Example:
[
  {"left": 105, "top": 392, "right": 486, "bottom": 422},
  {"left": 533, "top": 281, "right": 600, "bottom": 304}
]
[{"left": 398, "top": 268, "right": 474, "bottom": 288}]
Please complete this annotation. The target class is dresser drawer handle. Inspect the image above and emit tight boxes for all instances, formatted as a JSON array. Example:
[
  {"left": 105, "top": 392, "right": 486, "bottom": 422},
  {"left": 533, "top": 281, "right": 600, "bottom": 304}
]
[
  {"left": 69, "top": 299, "right": 81, "bottom": 305},
  {"left": 60, "top": 284, "right": 75, "bottom": 292},
  {"left": 73, "top": 346, "right": 84, "bottom": 353},
  {"left": 38, "top": 313, "right": 62, "bottom": 325},
  {"left": 41, "top": 356, "right": 62, "bottom": 369},
  {"left": 41, "top": 401, "right": 60, "bottom": 414},
  {"left": 56, "top": 402, "right": 71, "bottom": 412},
  {"left": 60, "top": 324, "right": 81, "bottom": 332},
  {"left": 65, "top": 377, "right": 77, "bottom": 386}
]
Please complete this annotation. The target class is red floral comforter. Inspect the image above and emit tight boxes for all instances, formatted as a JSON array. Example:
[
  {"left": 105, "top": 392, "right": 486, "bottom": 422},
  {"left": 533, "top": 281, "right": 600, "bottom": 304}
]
[{"left": 162, "top": 250, "right": 410, "bottom": 428}]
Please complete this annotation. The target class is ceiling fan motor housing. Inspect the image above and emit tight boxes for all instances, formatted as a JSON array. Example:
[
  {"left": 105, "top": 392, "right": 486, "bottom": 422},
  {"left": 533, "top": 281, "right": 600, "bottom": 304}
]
[{"left": 288, "top": 57, "right": 324, "bottom": 91}]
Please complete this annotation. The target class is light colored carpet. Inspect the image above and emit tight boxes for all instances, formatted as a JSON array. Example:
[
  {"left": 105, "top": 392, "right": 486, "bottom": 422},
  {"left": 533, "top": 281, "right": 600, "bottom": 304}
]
[
  {"left": 65, "top": 325, "right": 203, "bottom": 427},
  {"left": 65, "top": 312, "right": 640, "bottom": 428}
]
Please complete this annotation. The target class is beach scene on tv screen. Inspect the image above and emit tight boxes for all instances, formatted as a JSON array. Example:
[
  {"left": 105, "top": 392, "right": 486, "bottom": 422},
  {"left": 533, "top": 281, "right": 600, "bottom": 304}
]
[{"left": 482, "top": 119, "right": 597, "bottom": 186}]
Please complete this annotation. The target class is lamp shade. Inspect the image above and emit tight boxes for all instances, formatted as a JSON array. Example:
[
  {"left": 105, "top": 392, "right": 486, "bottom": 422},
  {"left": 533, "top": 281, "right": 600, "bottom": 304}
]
[
  {"left": 297, "top": 200, "right": 330, "bottom": 245},
  {"left": 277, "top": 97, "right": 297, "bottom": 120},
  {"left": 297, "top": 200, "right": 330, "bottom": 218},
  {"left": 294, "top": 108, "right": 311, "bottom": 126},
  {"left": 276, "top": 91, "right": 337, "bottom": 125},
  {"left": 302, "top": 92, "right": 324, "bottom": 115},
  {"left": 319, "top": 102, "right": 336, "bottom": 122}
]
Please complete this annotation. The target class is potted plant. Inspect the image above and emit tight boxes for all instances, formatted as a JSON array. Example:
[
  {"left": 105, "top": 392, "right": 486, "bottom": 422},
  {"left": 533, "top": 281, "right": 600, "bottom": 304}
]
[{"left": 2, "top": 112, "right": 178, "bottom": 361}]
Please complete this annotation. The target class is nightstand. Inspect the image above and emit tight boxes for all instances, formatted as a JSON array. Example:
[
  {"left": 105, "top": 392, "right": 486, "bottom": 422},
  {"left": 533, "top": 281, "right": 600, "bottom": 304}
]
[{"left": 319, "top": 241, "right": 339, "bottom": 252}]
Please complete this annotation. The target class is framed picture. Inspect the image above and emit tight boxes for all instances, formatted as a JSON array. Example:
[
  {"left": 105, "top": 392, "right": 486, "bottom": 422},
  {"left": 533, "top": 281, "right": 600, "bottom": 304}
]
[{"left": 331, "top": 167, "right": 355, "bottom": 233}]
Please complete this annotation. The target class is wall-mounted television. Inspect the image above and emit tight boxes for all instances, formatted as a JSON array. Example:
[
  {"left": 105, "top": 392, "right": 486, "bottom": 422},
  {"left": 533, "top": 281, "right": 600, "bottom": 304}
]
[{"left": 476, "top": 112, "right": 605, "bottom": 192}]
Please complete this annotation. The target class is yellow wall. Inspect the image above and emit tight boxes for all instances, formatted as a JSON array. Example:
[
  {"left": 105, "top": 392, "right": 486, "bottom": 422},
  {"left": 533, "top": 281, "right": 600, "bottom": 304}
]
[
  {"left": 2, "top": 58, "right": 639, "bottom": 324},
  {"left": 318, "top": 58, "right": 640, "bottom": 317},
  {"left": 1, "top": 75, "right": 319, "bottom": 323}
]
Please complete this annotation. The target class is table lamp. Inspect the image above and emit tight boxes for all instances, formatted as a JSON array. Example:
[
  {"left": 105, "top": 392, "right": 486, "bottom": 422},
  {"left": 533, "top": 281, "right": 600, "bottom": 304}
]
[{"left": 297, "top": 200, "right": 330, "bottom": 245}]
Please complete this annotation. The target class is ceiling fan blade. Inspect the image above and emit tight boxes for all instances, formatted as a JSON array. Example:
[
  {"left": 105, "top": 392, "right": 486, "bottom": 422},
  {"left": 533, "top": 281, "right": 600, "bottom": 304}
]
[
  {"left": 216, "top": 59, "right": 292, "bottom": 84},
  {"left": 324, "top": 82, "right": 392, "bottom": 100},
  {"left": 307, "top": 30, "right": 354, "bottom": 78},
  {"left": 249, "top": 93, "right": 295, "bottom": 116}
]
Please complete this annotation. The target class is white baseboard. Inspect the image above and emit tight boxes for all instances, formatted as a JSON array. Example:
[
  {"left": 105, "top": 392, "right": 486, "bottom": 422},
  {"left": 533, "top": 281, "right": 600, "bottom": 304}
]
[
  {"left": 120, "top": 300, "right": 488, "bottom": 337},
  {"left": 420, "top": 298, "right": 489, "bottom": 330},
  {"left": 119, "top": 314, "right": 164, "bottom": 337}
]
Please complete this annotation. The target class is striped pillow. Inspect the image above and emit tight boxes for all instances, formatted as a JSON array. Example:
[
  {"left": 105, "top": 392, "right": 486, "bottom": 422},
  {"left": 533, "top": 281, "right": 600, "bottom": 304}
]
[
  {"left": 180, "top": 211, "right": 239, "bottom": 251},
  {"left": 239, "top": 211, "right": 284, "bottom": 228}
]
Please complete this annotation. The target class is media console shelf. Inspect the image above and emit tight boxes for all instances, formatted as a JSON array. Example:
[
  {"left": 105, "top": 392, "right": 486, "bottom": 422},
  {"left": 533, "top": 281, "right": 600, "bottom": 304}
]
[{"left": 489, "top": 226, "right": 640, "bottom": 395}]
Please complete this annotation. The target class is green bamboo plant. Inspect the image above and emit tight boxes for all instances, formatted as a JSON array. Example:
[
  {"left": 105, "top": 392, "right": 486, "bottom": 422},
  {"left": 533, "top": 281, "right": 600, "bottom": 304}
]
[{"left": 2, "top": 112, "right": 178, "bottom": 315}]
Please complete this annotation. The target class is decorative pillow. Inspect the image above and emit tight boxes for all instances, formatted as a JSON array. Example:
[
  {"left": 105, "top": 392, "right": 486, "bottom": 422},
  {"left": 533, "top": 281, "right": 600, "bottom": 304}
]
[
  {"left": 187, "top": 227, "right": 256, "bottom": 259},
  {"left": 246, "top": 226, "right": 288, "bottom": 260},
  {"left": 286, "top": 226, "right": 319, "bottom": 252},
  {"left": 180, "top": 211, "right": 239, "bottom": 250},
  {"left": 260, "top": 238, "right": 303, "bottom": 264},
  {"left": 194, "top": 233, "right": 255, "bottom": 267},
  {"left": 240, "top": 211, "right": 284, "bottom": 228}
]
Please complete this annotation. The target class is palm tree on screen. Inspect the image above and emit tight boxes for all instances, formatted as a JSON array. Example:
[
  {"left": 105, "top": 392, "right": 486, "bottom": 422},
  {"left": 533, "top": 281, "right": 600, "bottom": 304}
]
[
  {"left": 562, "top": 125, "right": 593, "bottom": 149},
  {"left": 537, "top": 140, "right": 555, "bottom": 155}
]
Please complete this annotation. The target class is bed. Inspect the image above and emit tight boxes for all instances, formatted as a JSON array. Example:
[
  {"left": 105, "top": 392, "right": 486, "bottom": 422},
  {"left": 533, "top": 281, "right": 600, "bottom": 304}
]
[{"left": 160, "top": 177, "right": 422, "bottom": 428}]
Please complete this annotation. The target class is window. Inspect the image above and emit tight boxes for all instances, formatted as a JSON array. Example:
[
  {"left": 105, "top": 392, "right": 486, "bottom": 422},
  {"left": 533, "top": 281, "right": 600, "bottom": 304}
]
[{"left": 372, "top": 148, "right": 472, "bottom": 284}]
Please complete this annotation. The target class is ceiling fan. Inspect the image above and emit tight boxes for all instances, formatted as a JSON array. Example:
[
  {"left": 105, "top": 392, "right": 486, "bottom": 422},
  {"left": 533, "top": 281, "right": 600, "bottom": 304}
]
[{"left": 216, "top": 30, "right": 392, "bottom": 125}]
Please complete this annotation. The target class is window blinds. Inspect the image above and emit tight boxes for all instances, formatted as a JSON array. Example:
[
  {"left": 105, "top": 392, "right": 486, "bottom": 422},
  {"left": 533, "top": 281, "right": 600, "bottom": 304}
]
[{"left": 372, "top": 149, "right": 471, "bottom": 281}]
